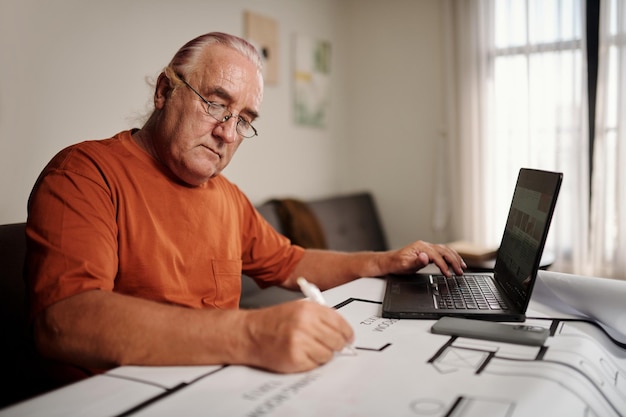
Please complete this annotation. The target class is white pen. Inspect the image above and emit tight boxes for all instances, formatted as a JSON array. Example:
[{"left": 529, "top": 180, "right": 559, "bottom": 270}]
[
  {"left": 297, "top": 276, "right": 327, "bottom": 305},
  {"left": 297, "top": 277, "right": 357, "bottom": 355}
]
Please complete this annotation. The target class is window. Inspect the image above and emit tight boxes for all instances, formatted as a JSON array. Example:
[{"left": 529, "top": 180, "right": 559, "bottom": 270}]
[
  {"left": 446, "top": 0, "right": 626, "bottom": 278},
  {"left": 483, "top": 0, "right": 588, "bottom": 270}
]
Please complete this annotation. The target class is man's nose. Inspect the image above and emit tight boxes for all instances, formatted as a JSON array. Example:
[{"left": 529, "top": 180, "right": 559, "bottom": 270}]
[{"left": 214, "top": 117, "right": 239, "bottom": 143}]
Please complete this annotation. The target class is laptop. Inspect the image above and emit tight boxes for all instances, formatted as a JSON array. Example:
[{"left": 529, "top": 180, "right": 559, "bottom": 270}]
[{"left": 381, "top": 168, "right": 562, "bottom": 322}]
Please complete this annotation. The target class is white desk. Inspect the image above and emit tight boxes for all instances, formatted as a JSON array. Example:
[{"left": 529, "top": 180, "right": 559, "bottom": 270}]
[{"left": 2, "top": 275, "right": 625, "bottom": 417}]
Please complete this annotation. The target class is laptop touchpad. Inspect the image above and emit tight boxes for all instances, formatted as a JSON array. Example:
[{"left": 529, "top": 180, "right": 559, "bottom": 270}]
[{"left": 391, "top": 280, "right": 433, "bottom": 308}]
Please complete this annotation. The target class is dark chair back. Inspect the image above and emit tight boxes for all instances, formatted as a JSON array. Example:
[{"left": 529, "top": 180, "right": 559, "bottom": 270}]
[{"left": 0, "top": 223, "right": 50, "bottom": 408}]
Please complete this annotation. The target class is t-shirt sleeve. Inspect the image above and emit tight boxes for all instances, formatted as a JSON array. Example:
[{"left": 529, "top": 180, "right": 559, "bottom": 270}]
[
  {"left": 239, "top": 197, "right": 304, "bottom": 288},
  {"left": 26, "top": 146, "right": 119, "bottom": 320}
]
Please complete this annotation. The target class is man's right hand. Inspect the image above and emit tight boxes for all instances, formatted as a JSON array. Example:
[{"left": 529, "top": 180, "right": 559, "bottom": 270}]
[{"left": 240, "top": 300, "right": 354, "bottom": 373}]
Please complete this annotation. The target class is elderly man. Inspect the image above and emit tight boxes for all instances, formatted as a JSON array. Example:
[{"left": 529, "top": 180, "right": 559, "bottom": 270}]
[{"left": 25, "top": 32, "right": 465, "bottom": 387}]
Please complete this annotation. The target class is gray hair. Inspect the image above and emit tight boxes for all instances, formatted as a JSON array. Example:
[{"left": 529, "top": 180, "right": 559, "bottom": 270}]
[{"left": 165, "top": 32, "right": 263, "bottom": 82}]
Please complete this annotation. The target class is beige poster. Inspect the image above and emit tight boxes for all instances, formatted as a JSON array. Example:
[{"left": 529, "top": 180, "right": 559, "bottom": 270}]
[{"left": 244, "top": 11, "right": 279, "bottom": 85}]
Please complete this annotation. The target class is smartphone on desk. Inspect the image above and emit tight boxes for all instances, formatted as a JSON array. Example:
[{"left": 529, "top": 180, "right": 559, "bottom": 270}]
[{"left": 431, "top": 316, "right": 549, "bottom": 346}]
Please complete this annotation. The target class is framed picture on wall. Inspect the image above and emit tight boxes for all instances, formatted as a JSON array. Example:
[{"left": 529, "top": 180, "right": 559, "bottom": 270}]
[
  {"left": 293, "top": 34, "right": 331, "bottom": 128},
  {"left": 244, "top": 11, "right": 279, "bottom": 86}
]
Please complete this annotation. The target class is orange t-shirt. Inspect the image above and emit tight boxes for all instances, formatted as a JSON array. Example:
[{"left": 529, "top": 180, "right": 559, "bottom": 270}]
[{"left": 26, "top": 130, "right": 304, "bottom": 319}]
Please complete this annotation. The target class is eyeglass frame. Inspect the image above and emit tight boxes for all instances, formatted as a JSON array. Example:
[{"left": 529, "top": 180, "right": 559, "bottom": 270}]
[{"left": 174, "top": 73, "right": 258, "bottom": 139}]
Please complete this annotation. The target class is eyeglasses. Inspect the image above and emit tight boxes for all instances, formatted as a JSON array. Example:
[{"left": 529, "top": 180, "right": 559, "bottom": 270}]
[{"left": 176, "top": 74, "right": 258, "bottom": 139}]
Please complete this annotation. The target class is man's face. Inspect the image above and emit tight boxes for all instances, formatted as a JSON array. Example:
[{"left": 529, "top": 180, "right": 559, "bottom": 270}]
[{"left": 152, "top": 45, "right": 263, "bottom": 186}]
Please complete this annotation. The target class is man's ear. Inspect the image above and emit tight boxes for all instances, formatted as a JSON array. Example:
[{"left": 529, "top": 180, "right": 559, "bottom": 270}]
[{"left": 154, "top": 72, "right": 172, "bottom": 109}]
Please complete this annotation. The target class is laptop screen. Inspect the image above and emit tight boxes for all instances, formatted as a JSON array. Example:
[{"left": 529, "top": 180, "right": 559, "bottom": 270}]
[{"left": 494, "top": 169, "right": 562, "bottom": 311}]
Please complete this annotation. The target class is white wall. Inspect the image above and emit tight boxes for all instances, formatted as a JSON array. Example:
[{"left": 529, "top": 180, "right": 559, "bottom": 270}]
[
  {"left": 0, "top": 0, "right": 449, "bottom": 248},
  {"left": 341, "top": 0, "right": 448, "bottom": 247}
]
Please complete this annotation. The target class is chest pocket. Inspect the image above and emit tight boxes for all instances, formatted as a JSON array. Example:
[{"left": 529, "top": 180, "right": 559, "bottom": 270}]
[{"left": 209, "top": 259, "right": 243, "bottom": 309}]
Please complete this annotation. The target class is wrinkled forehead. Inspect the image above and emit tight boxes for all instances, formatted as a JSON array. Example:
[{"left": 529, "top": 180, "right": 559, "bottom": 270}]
[{"left": 195, "top": 44, "right": 263, "bottom": 108}]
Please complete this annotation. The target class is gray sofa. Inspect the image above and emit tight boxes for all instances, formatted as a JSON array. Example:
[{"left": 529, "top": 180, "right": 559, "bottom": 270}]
[{"left": 240, "top": 191, "right": 388, "bottom": 308}]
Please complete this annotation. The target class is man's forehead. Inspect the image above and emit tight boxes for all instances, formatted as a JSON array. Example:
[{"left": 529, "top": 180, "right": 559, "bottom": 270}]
[
  {"left": 195, "top": 46, "right": 263, "bottom": 110},
  {"left": 196, "top": 45, "right": 256, "bottom": 80}
]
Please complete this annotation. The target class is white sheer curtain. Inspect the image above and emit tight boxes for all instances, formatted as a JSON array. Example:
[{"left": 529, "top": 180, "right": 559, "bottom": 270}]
[
  {"left": 440, "top": 0, "right": 493, "bottom": 245},
  {"left": 590, "top": 0, "right": 626, "bottom": 279},
  {"left": 442, "top": 0, "right": 590, "bottom": 274}
]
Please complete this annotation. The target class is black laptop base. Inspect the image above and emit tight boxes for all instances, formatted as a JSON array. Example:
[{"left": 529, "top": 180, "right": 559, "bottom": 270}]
[{"left": 381, "top": 275, "right": 526, "bottom": 322}]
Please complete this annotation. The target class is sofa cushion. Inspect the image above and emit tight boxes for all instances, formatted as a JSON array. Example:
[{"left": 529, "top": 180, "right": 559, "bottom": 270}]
[{"left": 307, "top": 192, "right": 388, "bottom": 252}]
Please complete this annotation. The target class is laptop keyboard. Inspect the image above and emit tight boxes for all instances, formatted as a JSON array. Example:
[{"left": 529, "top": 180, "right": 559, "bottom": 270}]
[{"left": 435, "top": 275, "right": 509, "bottom": 310}]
